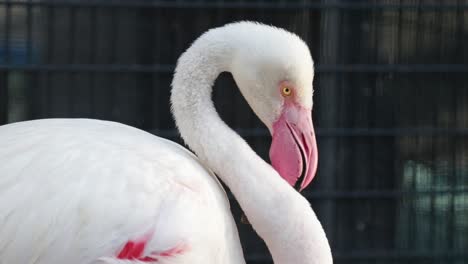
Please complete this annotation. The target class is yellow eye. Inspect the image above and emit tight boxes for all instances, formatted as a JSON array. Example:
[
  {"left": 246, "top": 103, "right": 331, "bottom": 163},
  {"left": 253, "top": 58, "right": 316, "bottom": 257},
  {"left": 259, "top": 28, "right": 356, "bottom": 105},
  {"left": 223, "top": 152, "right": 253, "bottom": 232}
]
[{"left": 281, "top": 86, "right": 292, "bottom": 97}]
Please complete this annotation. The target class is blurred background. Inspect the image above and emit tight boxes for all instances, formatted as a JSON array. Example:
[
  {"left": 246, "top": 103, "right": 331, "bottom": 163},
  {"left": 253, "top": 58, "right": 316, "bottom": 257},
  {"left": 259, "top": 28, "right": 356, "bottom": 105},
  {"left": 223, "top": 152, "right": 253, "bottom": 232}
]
[{"left": 0, "top": 0, "right": 467, "bottom": 263}]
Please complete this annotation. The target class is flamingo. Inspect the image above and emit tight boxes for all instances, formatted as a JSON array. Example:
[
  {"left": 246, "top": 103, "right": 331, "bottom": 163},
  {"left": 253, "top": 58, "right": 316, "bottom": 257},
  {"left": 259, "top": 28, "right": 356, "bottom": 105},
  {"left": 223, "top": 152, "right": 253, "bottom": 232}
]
[{"left": 0, "top": 22, "right": 332, "bottom": 264}]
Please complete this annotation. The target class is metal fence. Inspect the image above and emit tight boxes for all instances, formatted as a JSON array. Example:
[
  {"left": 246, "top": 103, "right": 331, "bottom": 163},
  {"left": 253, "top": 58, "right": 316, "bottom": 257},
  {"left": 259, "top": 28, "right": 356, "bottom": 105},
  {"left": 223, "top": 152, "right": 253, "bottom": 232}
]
[{"left": 0, "top": 0, "right": 467, "bottom": 263}]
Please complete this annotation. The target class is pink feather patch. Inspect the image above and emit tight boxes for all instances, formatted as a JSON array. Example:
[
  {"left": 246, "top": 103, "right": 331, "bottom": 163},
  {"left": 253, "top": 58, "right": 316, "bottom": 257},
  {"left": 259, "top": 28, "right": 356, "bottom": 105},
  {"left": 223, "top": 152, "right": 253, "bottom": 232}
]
[{"left": 116, "top": 231, "right": 188, "bottom": 262}]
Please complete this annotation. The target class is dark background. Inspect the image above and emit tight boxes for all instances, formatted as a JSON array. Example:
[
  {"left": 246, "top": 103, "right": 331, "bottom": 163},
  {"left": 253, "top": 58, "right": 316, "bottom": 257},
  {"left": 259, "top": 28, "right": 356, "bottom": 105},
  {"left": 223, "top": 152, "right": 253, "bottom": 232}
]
[{"left": 0, "top": 0, "right": 467, "bottom": 263}]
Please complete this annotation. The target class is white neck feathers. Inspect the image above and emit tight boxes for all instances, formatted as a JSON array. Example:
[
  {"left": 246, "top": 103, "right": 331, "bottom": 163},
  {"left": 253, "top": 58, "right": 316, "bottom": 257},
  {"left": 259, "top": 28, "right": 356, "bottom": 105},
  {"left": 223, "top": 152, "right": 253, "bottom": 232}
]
[{"left": 170, "top": 23, "right": 332, "bottom": 264}]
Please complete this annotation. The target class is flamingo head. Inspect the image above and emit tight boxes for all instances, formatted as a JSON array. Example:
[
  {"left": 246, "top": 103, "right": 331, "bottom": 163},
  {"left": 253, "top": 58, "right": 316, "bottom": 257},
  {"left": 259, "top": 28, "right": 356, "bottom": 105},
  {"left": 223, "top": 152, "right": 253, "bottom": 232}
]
[{"left": 228, "top": 22, "right": 317, "bottom": 191}]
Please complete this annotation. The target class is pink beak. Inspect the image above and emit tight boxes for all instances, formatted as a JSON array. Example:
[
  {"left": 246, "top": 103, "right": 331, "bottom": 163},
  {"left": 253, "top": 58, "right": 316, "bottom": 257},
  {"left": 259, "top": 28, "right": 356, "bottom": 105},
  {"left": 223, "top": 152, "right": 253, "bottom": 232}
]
[{"left": 269, "top": 103, "right": 318, "bottom": 191}]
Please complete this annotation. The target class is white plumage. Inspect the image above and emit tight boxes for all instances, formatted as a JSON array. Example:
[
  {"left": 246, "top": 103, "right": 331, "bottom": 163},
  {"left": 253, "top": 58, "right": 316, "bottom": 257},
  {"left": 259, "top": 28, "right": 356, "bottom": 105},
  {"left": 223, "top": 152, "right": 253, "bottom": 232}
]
[
  {"left": 0, "top": 22, "right": 332, "bottom": 264},
  {"left": 0, "top": 119, "right": 241, "bottom": 263}
]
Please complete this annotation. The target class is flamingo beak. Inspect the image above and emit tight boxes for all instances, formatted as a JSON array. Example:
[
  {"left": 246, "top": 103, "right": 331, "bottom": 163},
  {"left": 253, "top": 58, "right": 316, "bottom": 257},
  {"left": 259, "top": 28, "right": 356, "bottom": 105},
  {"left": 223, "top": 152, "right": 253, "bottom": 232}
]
[{"left": 269, "top": 104, "right": 318, "bottom": 191}]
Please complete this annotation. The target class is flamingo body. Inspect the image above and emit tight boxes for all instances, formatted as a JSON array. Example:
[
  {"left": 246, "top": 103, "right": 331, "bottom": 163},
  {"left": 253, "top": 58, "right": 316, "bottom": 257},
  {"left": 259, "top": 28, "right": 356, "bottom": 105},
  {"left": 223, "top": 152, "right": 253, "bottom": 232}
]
[{"left": 0, "top": 119, "right": 244, "bottom": 264}]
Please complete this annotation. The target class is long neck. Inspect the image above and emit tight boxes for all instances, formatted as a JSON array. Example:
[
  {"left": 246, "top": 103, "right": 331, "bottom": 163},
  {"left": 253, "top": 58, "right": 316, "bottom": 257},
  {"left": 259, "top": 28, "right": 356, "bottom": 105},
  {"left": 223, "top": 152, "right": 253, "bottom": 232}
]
[{"left": 171, "top": 29, "right": 332, "bottom": 264}]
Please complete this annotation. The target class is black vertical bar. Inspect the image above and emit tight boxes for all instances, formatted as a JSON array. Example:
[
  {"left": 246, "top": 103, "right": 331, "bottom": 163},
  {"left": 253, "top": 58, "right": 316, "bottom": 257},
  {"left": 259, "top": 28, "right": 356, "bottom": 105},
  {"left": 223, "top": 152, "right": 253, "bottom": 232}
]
[
  {"left": 429, "top": 135, "right": 436, "bottom": 256},
  {"left": 395, "top": 1, "right": 403, "bottom": 254},
  {"left": 68, "top": 7, "right": 76, "bottom": 63},
  {"left": 448, "top": 0, "right": 463, "bottom": 251},
  {"left": 317, "top": 0, "right": 341, "bottom": 251},
  {"left": 430, "top": 4, "right": 444, "bottom": 260},
  {"left": 68, "top": 6, "right": 76, "bottom": 116},
  {"left": 26, "top": 0, "right": 32, "bottom": 62},
  {"left": 411, "top": 1, "right": 422, "bottom": 255},
  {"left": 45, "top": 5, "right": 54, "bottom": 117},
  {"left": 138, "top": 6, "right": 155, "bottom": 130},
  {"left": 441, "top": 2, "right": 454, "bottom": 258},
  {"left": 0, "top": 72, "right": 8, "bottom": 124},
  {"left": 109, "top": 7, "right": 117, "bottom": 119},
  {"left": 346, "top": 5, "right": 359, "bottom": 252},
  {"left": 409, "top": 143, "right": 418, "bottom": 264},
  {"left": 1, "top": 2, "right": 11, "bottom": 124},
  {"left": 4, "top": 1, "right": 11, "bottom": 63},
  {"left": 89, "top": 6, "right": 96, "bottom": 117},
  {"left": 26, "top": 0, "right": 35, "bottom": 119},
  {"left": 448, "top": 72, "right": 456, "bottom": 252},
  {"left": 369, "top": 6, "right": 378, "bottom": 251},
  {"left": 152, "top": 7, "right": 162, "bottom": 130},
  {"left": 299, "top": 0, "right": 310, "bottom": 44}
]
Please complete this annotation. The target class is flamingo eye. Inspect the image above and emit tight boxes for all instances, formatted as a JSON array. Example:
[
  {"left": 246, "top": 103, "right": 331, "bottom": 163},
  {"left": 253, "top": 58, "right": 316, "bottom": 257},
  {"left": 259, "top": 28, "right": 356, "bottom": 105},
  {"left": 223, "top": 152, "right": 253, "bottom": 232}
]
[{"left": 281, "top": 86, "right": 292, "bottom": 97}]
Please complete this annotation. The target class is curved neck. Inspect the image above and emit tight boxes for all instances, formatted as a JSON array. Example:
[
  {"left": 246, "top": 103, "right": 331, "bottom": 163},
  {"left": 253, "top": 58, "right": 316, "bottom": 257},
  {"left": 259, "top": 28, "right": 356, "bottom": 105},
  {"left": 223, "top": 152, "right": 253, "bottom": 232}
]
[{"left": 171, "top": 29, "right": 332, "bottom": 264}]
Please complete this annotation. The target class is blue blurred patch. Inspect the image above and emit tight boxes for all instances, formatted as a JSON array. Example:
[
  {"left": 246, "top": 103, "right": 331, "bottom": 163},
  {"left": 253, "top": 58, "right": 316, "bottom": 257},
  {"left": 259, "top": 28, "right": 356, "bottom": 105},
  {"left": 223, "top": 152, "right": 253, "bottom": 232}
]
[{"left": 0, "top": 45, "right": 38, "bottom": 64}]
